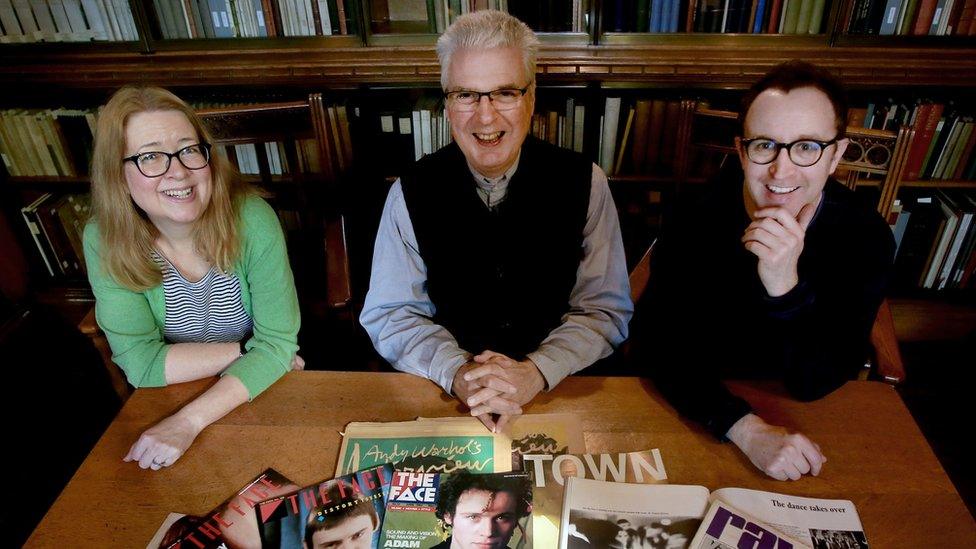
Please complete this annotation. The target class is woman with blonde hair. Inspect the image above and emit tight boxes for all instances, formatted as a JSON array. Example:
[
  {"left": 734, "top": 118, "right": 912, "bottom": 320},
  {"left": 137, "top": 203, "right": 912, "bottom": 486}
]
[{"left": 84, "top": 85, "right": 302, "bottom": 470}]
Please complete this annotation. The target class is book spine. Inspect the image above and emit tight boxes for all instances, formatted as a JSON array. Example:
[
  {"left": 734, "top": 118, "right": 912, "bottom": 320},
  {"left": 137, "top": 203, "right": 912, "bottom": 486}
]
[
  {"left": 335, "top": 0, "right": 344, "bottom": 33},
  {"left": 913, "top": 0, "right": 938, "bottom": 32},
  {"left": 21, "top": 195, "right": 57, "bottom": 277},
  {"left": 903, "top": 103, "right": 940, "bottom": 179},
  {"left": 879, "top": 0, "right": 900, "bottom": 32},
  {"left": 781, "top": 0, "right": 801, "bottom": 32},
  {"left": 898, "top": 0, "right": 919, "bottom": 31},
  {"left": 765, "top": 0, "right": 783, "bottom": 31}
]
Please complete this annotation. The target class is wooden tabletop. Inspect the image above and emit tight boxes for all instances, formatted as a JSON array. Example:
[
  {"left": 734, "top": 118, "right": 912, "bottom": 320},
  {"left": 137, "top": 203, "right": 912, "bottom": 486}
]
[{"left": 26, "top": 371, "right": 976, "bottom": 548}]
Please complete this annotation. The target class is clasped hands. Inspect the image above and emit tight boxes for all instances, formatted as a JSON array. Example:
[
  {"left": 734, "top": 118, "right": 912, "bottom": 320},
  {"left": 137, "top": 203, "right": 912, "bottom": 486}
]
[{"left": 452, "top": 350, "right": 546, "bottom": 433}]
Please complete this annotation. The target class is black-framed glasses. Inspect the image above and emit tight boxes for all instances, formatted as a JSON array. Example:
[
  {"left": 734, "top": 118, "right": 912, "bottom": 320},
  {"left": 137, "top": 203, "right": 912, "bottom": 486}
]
[
  {"left": 740, "top": 137, "right": 839, "bottom": 167},
  {"left": 123, "top": 143, "right": 211, "bottom": 177},
  {"left": 444, "top": 85, "right": 530, "bottom": 112}
]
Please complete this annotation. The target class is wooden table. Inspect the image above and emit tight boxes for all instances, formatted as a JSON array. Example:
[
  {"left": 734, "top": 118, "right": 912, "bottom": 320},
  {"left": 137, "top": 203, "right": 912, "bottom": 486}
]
[{"left": 26, "top": 372, "right": 976, "bottom": 547}]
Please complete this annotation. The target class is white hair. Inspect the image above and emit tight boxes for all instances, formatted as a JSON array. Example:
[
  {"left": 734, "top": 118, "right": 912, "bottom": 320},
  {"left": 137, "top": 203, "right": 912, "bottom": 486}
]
[{"left": 436, "top": 10, "right": 540, "bottom": 90}]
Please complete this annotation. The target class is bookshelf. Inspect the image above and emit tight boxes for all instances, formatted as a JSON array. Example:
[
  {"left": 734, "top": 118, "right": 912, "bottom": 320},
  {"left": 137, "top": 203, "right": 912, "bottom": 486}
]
[{"left": 2, "top": 0, "right": 975, "bottom": 312}]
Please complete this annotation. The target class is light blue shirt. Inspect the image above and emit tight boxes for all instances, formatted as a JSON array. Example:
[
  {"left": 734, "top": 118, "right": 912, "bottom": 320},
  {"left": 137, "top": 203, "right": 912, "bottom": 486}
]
[{"left": 360, "top": 160, "right": 633, "bottom": 394}]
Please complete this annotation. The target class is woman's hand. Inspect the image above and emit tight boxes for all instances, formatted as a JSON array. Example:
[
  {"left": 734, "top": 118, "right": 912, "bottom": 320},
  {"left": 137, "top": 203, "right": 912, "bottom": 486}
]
[
  {"left": 291, "top": 354, "right": 305, "bottom": 371},
  {"left": 124, "top": 411, "right": 204, "bottom": 470},
  {"left": 122, "top": 373, "right": 250, "bottom": 470}
]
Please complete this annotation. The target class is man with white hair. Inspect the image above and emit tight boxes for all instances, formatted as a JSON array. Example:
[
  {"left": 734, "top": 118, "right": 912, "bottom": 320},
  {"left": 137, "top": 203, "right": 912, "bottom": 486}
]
[{"left": 361, "top": 10, "right": 631, "bottom": 431}]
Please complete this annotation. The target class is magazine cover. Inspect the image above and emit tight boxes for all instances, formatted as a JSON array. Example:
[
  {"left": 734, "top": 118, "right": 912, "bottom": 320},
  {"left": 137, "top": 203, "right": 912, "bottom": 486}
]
[
  {"left": 523, "top": 449, "right": 667, "bottom": 548},
  {"left": 335, "top": 420, "right": 513, "bottom": 476},
  {"left": 708, "top": 488, "right": 867, "bottom": 549},
  {"left": 146, "top": 513, "right": 188, "bottom": 549},
  {"left": 688, "top": 499, "right": 811, "bottom": 549},
  {"left": 155, "top": 468, "right": 299, "bottom": 549},
  {"left": 255, "top": 463, "right": 394, "bottom": 549},
  {"left": 558, "top": 477, "right": 709, "bottom": 549},
  {"left": 379, "top": 470, "right": 534, "bottom": 549},
  {"left": 417, "top": 413, "right": 586, "bottom": 464}
]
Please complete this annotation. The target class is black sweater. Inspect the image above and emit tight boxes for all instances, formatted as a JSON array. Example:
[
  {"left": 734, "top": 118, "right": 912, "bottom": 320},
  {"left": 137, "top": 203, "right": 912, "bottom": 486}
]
[
  {"left": 632, "top": 168, "right": 895, "bottom": 439},
  {"left": 400, "top": 137, "right": 591, "bottom": 360}
]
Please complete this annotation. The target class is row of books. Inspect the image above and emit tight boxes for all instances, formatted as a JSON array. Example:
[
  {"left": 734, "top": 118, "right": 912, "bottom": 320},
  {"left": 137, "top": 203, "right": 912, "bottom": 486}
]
[
  {"left": 847, "top": 0, "right": 976, "bottom": 35},
  {"left": 531, "top": 98, "right": 587, "bottom": 153},
  {"left": 354, "top": 98, "right": 451, "bottom": 175},
  {"left": 848, "top": 101, "right": 976, "bottom": 182},
  {"left": 0, "top": 0, "right": 136, "bottom": 42},
  {"left": 603, "top": 0, "right": 827, "bottom": 34},
  {"left": 0, "top": 102, "right": 356, "bottom": 180},
  {"left": 154, "top": 0, "right": 350, "bottom": 39},
  {"left": 892, "top": 188, "right": 976, "bottom": 291},
  {"left": 431, "top": 0, "right": 508, "bottom": 34},
  {"left": 0, "top": 108, "right": 95, "bottom": 177},
  {"left": 369, "top": 0, "right": 586, "bottom": 34},
  {"left": 597, "top": 97, "right": 683, "bottom": 177},
  {"left": 147, "top": 414, "right": 868, "bottom": 549},
  {"left": 20, "top": 192, "right": 90, "bottom": 278},
  {"left": 222, "top": 104, "right": 353, "bottom": 175},
  {"left": 2, "top": 98, "right": 968, "bottom": 186}
]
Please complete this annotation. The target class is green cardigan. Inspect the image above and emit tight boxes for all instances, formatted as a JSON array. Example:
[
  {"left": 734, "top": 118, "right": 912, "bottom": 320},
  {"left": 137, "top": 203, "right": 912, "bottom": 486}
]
[{"left": 83, "top": 196, "right": 300, "bottom": 399}]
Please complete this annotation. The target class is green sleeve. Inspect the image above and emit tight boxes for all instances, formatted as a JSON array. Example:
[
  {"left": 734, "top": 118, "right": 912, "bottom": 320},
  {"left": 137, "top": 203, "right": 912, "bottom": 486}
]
[
  {"left": 83, "top": 223, "right": 169, "bottom": 388},
  {"left": 222, "top": 196, "right": 301, "bottom": 399}
]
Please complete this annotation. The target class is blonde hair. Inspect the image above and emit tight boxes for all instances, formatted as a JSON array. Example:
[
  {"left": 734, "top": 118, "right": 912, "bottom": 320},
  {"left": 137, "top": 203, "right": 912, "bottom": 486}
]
[
  {"left": 90, "top": 85, "right": 253, "bottom": 291},
  {"left": 436, "top": 10, "right": 540, "bottom": 90}
]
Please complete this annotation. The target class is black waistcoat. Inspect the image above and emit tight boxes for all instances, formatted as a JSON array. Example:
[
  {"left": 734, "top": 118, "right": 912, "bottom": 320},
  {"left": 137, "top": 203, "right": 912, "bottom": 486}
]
[{"left": 399, "top": 137, "right": 591, "bottom": 359}]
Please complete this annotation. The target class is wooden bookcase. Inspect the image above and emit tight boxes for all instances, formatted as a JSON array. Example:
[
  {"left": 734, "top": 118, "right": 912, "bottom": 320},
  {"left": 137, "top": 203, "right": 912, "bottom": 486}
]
[{"left": 1, "top": 0, "right": 975, "bottom": 310}]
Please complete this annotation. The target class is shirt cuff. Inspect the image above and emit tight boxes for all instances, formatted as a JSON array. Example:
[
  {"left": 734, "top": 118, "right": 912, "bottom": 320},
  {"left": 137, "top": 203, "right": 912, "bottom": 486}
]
[
  {"left": 437, "top": 352, "right": 472, "bottom": 395},
  {"left": 526, "top": 351, "right": 569, "bottom": 391},
  {"left": 705, "top": 397, "right": 753, "bottom": 441}
]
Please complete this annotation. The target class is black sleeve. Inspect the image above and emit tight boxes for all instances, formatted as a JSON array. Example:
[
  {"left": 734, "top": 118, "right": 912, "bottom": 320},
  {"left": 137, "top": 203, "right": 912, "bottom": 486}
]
[
  {"left": 765, "top": 202, "right": 895, "bottom": 401},
  {"left": 630, "top": 217, "right": 752, "bottom": 441}
]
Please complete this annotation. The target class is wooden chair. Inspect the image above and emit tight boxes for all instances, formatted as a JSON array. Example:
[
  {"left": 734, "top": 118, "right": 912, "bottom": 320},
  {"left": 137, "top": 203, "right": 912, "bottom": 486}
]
[
  {"left": 80, "top": 94, "right": 352, "bottom": 400},
  {"left": 836, "top": 126, "right": 911, "bottom": 385},
  {"left": 629, "top": 239, "right": 656, "bottom": 304}
]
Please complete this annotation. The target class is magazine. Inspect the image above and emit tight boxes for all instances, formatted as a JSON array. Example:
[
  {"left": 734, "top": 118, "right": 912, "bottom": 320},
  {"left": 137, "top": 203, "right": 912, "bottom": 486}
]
[
  {"left": 153, "top": 468, "right": 299, "bottom": 549},
  {"left": 524, "top": 449, "right": 667, "bottom": 548},
  {"left": 558, "top": 480, "right": 868, "bottom": 549},
  {"left": 379, "top": 470, "right": 534, "bottom": 549},
  {"left": 559, "top": 477, "right": 708, "bottom": 549},
  {"left": 255, "top": 463, "right": 394, "bottom": 549},
  {"left": 335, "top": 418, "right": 518, "bottom": 476},
  {"left": 417, "top": 413, "right": 587, "bottom": 467},
  {"left": 689, "top": 499, "right": 810, "bottom": 549},
  {"left": 146, "top": 513, "right": 188, "bottom": 549},
  {"left": 704, "top": 488, "right": 867, "bottom": 549}
]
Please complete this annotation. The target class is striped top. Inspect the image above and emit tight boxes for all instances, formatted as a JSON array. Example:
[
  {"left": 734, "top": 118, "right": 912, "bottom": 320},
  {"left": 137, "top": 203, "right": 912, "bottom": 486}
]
[{"left": 153, "top": 251, "right": 253, "bottom": 344}]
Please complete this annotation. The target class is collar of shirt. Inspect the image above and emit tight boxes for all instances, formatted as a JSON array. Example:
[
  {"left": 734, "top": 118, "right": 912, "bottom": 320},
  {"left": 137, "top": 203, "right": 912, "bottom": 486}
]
[{"left": 468, "top": 152, "right": 521, "bottom": 210}]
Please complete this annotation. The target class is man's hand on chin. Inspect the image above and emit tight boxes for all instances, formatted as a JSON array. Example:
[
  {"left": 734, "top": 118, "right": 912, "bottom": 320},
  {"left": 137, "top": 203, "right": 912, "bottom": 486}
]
[{"left": 452, "top": 351, "right": 546, "bottom": 432}]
